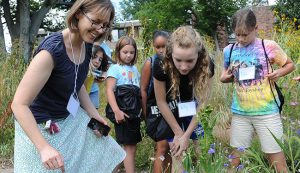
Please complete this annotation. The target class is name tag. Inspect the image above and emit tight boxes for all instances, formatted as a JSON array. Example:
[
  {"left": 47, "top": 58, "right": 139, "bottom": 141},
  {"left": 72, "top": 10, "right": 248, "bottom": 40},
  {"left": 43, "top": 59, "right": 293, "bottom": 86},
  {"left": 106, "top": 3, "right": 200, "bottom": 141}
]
[
  {"left": 239, "top": 66, "right": 255, "bottom": 81},
  {"left": 44, "top": 120, "right": 51, "bottom": 129},
  {"left": 67, "top": 94, "right": 80, "bottom": 118},
  {"left": 178, "top": 101, "right": 196, "bottom": 118}
]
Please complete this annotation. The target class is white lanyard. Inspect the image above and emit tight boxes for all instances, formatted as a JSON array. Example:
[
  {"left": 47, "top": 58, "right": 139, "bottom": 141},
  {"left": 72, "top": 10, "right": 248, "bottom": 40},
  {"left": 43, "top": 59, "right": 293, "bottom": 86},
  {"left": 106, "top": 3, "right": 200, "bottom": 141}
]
[{"left": 69, "top": 33, "right": 84, "bottom": 98}]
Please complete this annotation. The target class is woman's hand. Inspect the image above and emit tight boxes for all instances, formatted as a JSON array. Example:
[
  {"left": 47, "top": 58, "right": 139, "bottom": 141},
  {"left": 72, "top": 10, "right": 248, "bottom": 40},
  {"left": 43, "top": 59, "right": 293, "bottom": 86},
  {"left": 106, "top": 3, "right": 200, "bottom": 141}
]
[
  {"left": 92, "top": 115, "right": 109, "bottom": 137},
  {"left": 39, "top": 144, "right": 65, "bottom": 172},
  {"left": 114, "top": 109, "right": 129, "bottom": 124}
]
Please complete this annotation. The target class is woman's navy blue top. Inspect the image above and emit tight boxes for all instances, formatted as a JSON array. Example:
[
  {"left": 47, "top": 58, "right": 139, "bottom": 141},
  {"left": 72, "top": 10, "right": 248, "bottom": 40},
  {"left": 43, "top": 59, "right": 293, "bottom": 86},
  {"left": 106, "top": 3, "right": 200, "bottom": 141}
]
[{"left": 29, "top": 32, "right": 92, "bottom": 123}]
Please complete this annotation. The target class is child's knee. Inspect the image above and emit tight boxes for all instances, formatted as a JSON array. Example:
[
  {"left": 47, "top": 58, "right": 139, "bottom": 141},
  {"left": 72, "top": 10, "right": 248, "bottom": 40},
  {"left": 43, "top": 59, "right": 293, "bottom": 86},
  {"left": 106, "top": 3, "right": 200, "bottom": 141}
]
[
  {"left": 124, "top": 145, "right": 137, "bottom": 153},
  {"left": 156, "top": 141, "right": 169, "bottom": 154},
  {"left": 266, "top": 152, "right": 286, "bottom": 163},
  {"left": 230, "top": 151, "right": 241, "bottom": 166}
]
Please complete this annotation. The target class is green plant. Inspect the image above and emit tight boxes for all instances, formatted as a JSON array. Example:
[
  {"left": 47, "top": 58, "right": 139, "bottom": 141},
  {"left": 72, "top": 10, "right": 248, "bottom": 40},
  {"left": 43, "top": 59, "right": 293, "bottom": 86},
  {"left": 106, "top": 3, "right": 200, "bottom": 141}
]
[{"left": 0, "top": 42, "right": 27, "bottom": 158}]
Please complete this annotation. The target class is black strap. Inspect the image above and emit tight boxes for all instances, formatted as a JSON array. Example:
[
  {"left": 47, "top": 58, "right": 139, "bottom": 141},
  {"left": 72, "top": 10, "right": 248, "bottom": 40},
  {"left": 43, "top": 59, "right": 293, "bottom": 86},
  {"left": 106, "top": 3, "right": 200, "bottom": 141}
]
[
  {"left": 147, "top": 55, "right": 156, "bottom": 96},
  {"left": 228, "top": 43, "right": 235, "bottom": 63},
  {"left": 261, "top": 39, "right": 281, "bottom": 111}
]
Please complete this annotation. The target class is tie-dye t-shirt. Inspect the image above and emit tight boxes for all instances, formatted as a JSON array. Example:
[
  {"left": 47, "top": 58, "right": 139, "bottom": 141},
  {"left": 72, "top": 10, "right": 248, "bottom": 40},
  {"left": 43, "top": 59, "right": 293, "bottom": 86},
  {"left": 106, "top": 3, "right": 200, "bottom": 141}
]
[
  {"left": 223, "top": 38, "right": 287, "bottom": 116},
  {"left": 107, "top": 64, "right": 140, "bottom": 87}
]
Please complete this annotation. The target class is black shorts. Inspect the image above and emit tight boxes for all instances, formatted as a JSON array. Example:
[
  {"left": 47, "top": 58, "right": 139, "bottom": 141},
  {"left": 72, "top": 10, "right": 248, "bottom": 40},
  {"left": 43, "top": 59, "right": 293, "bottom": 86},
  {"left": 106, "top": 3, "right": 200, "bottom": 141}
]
[{"left": 115, "top": 118, "right": 142, "bottom": 145}]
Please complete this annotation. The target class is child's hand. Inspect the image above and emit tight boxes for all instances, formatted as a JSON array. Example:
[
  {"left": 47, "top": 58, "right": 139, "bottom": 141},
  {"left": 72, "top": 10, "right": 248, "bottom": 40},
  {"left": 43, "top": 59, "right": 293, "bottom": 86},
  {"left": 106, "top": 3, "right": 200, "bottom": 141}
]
[
  {"left": 265, "top": 70, "right": 280, "bottom": 81},
  {"left": 170, "top": 131, "right": 184, "bottom": 156},
  {"left": 89, "top": 61, "right": 97, "bottom": 71},
  {"left": 172, "top": 136, "right": 189, "bottom": 157},
  {"left": 114, "top": 110, "right": 130, "bottom": 124},
  {"left": 224, "top": 68, "right": 233, "bottom": 78},
  {"left": 220, "top": 68, "right": 234, "bottom": 83},
  {"left": 293, "top": 76, "right": 300, "bottom": 82}
]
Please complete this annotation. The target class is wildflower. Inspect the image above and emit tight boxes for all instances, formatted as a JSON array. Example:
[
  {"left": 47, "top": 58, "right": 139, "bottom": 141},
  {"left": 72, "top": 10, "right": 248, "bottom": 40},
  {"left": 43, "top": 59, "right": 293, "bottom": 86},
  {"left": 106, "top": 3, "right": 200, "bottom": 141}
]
[
  {"left": 282, "top": 83, "right": 289, "bottom": 89},
  {"left": 294, "top": 18, "right": 297, "bottom": 23},
  {"left": 237, "top": 146, "right": 246, "bottom": 152},
  {"left": 208, "top": 148, "right": 215, "bottom": 154},
  {"left": 224, "top": 163, "right": 229, "bottom": 167},
  {"left": 290, "top": 101, "right": 299, "bottom": 106},
  {"left": 159, "top": 155, "right": 165, "bottom": 161},
  {"left": 296, "top": 129, "right": 300, "bottom": 136},
  {"left": 228, "top": 154, "right": 236, "bottom": 159},
  {"left": 282, "top": 116, "right": 287, "bottom": 120},
  {"left": 210, "top": 143, "right": 215, "bottom": 148},
  {"left": 236, "top": 164, "right": 244, "bottom": 170},
  {"left": 150, "top": 157, "right": 156, "bottom": 161}
]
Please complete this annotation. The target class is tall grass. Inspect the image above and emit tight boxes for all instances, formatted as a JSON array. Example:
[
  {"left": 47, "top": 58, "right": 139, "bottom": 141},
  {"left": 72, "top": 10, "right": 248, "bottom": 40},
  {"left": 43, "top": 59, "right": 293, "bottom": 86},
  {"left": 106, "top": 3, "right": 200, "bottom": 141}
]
[
  {"left": 0, "top": 19, "right": 299, "bottom": 172},
  {"left": 0, "top": 41, "right": 27, "bottom": 158},
  {"left": 181, "top": 17, "right": 300, "bottom": 172}
]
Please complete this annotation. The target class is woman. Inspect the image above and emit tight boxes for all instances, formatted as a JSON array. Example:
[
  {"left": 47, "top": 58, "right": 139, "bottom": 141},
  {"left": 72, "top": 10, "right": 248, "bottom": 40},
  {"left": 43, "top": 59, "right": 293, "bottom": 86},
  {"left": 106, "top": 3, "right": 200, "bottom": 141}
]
[{"left": 11, "top": 0, "right": 125, "bottom": 172}]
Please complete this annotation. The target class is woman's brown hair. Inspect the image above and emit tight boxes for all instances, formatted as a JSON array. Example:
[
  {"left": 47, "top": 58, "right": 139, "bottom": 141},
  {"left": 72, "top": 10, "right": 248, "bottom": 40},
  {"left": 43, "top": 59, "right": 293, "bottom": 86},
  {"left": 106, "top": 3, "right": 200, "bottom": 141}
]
[{"left": 66, "top": 0, "right": 115, "bottom": 42}]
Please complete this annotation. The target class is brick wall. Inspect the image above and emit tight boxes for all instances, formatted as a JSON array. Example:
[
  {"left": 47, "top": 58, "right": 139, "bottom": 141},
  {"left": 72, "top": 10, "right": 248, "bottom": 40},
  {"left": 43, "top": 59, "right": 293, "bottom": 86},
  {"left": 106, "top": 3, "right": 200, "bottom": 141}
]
[
  {"left": 252, "top": 6, "right": 274, "bottom": 39},
  {"left": 217, "top": 24, "right": 229, "bottom": 50}
]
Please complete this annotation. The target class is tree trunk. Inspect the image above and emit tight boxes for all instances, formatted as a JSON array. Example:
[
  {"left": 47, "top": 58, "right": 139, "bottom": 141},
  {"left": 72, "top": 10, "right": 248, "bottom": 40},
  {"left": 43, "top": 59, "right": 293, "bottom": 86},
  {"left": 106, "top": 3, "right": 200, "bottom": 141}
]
[
  {"left": 19, "top": 0, "right": 31, "bottom": 63},
  {"left": 1, "top": 0, "right": 59, "bottom": 63},
  {"left": 28, "top": 0, "right": 59, "bottom": 62},
  {"left": 213, "top": 32, "right": 220, "bottom": 52},
  {"left": 0, "top": 17, "right": 6, "bottom": 53},
  {"left": 215, "top": 23, "right": 229, "bottom": 51},
  {"left": 1, "top": 0, "right": 19, "bottom": 41},
  {"left": 27, "top": 0, "right": 59, "bottom": 62}
]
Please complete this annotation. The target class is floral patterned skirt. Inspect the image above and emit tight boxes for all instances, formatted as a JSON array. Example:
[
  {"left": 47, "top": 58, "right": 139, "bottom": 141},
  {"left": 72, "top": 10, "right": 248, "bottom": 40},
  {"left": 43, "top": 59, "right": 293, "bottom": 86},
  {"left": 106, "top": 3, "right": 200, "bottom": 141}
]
[{"left": 14, "top": 108, "right": 126, "bottom": 173}]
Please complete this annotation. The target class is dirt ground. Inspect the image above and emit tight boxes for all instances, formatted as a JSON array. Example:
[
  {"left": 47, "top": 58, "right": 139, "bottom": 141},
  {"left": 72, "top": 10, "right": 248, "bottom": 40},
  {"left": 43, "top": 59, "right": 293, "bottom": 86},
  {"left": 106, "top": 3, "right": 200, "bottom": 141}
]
[{"left": 0, "top": 158, "right": 13, "bottom": 173}]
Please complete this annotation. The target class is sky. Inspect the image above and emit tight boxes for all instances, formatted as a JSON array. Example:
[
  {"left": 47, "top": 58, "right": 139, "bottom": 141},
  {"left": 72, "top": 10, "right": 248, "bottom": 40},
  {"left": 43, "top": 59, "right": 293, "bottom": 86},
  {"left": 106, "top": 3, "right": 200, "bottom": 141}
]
[{"left": 3, "top": 0, "right": 276, "bottom": 51}]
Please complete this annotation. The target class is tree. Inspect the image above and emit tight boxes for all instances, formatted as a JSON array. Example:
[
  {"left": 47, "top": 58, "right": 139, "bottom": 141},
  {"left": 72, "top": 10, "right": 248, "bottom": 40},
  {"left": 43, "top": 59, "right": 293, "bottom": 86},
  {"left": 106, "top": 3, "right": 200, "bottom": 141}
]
[
  {"left": 1, "top": 0, "right": 60, "bottom": 63},
  {"left": 251, "top": 0, "right": 269, "bottom": 6},
  {"left": 195, "top": 0, "right": 247, "bottom": 50},
  {"left": 272, "top": 0, "right": 300, "bottom": 31},
  {"left": 0, "top": 11, "right": 6, "bottom": 52},
  {"left": 136, "top": 0, "right": 193, "bottom": 52},
  {"left": 121, "top": 0, "right": 246, "bottom": 51},
  {"left": 120, "top": 0, "right": 153, "bottom": 20},
  {"left": 273, "top": 0, "right": 300, "bottom": 19}
]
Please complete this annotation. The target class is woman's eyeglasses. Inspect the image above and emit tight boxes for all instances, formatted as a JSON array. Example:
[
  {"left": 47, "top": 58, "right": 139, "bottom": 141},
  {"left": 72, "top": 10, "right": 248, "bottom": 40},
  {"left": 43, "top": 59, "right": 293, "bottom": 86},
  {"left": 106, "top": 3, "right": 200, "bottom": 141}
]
[{"left": 82, "top": 11, "right": 110, "bottom": 32}]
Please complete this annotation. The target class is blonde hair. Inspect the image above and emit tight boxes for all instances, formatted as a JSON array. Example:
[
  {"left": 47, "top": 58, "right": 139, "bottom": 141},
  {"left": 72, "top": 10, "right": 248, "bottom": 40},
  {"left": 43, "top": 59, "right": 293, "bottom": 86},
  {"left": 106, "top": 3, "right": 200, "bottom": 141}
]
[
  {"left": 163, "top": 26, "right": 210, "bottom": 104},
  {"left": 66, "top": 0, "right": 115, "bottom": 42},
  {"left": 232, "top": 8, "right": 256, "bottom": 34},
  {"left": 114, "top": 36, "right": 138, "bottom": 65}
]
